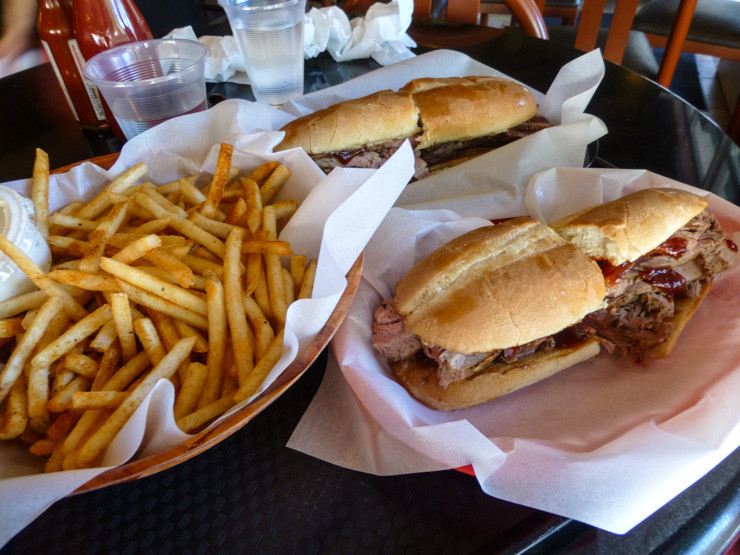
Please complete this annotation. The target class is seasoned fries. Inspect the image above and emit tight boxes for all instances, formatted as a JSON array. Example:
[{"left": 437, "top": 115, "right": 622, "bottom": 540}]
[{"left": 0, "top": 146, "right": 316, "bottom": 471}]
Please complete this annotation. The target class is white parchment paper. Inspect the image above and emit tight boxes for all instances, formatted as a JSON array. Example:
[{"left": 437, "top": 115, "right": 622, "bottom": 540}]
[
  {"left": 288, "top": 167, "right": 740, "bottom": 534},
  {"left": 0, "top": 49, "right": 605, "bottom": 546}
]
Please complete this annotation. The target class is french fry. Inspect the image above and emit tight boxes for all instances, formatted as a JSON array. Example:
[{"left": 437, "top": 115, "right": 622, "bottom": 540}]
[
  {"left": 143, "top": 249, "right": 195, "bottom": 289},
  {"left": 290, "top": 255, "right": 307, "bottom": 297},
  {"left": 0, "top": 289, "right": 48, "bottom": 319},
  {"left": 261, "top": 206, "right": 287, "bottom": 325},
  {"left": 31, "top": 148, "right": 50, "bottom": 239},
  {"left": 223, "top": 227, "right": 253, "bottom": 385},
  {"left": 172, "top": 320, "right": 208, "bottom": 353},
  {"left": 242, "top": 177, "right": 262, "bottom": 234},
  {"left": 234, "top": 330, "right": 285, "bottom": 403},
  {"left": 47, "top": 375, "right": 92, "bottom": 413},
  {"left": 27, "top": 362, "right": 51, "bottom": 433},
  {"left": 31, "top": 304, "right": 112, "bottom": 371},
  {"left": 115, "top": 279, "right": 208, "bottom": 330},
  {"left": 63, "top": 352, "right": 99, "bottom": 379},
  {"left": 259, "top": 164, "right": 291, "bottom": 204},
  {"left": 90, "top": 319, "right": 118, "bottom": 352},
  {"left": 0, "top": 376, "right": 28, "bottom": 439},
  {"left": 173, "top": 361, "right": 208, "bottom": 419},
  {"left": 282, "top": 267, "right": 295, "bottom": 308},
  {"left": 111, "top": 234, "right": 162, "bottom": 263},
  {"left": 224, "top": 197, "right": 247, "bottom": 227},
  {"left": 49, "top": 212, "right": 99, "bottom": 233},
  {"left": 110, "top": 292, "right": 136, "bottom": 361},
  {"left": 241, "top": 238, "right": 293, "bottom": 256},
  {"left": 74, "top": 162, "right": 147, "bottom": 220},
  {"left": 47, "top": 269, "right": 119, "bottom": 292},
  {"left": 78, "top": 201, "right": 129, "bottom": 273},
  {"left": 72, "top": 391, "right": 128, "bottom": 410},
  {"left": 199, "top": 271, "right": 226, "bottom": 408},
  {"left": 133, "top": 318, "right": 166, "bottom": 366},
  {"left": 45, "top": 410, "right": 80, "bottom": 441},
  {"left": 247, "top": 160, "right": 279, "bottom": 184},
  {"left": 0, "top": 296, "right": 63, "bottom": 404},
  {"left": 242, "top": 295, "right": 274, "bottom": 360},
  {"left": 271, "top": 199, "right": 298, "bottom": 221},
  {"left": 176, "top": 395, "right": 235, "bottom": 433},
  {"left": 177, "top": 176, "right": 207, "bottom": 206},
  {"left": 298, "top": 258, "right": 317, "bottom": 300},
  {"left": 201, "top": 143, "right": 233, "bottom": 218},
  {"left": 76, "top": 336, "right": 196, "bottom": 468},
  {"left": 29, "top": 438, "right": 55, "bottom": 456},
  {"left": 244, "top": 252, "right": 262, "bottom": 297},
  {"left": 135, "top": 193, "right": 225, "bottom": 258},
  {"left": 0, "top": 316, "right": 23, "bottom": 338},
  {"left": 100, "top": 257, "right": 207, "bottom": 316}
]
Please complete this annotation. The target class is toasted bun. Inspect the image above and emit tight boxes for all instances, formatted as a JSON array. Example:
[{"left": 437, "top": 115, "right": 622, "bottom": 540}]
[
  {"left": 648, "top": 282, "right": 713, "bottom": 358},
  {"left": 550, "top": 188, "right": 709, "bottom": 265},
  {"left": 394, "top": 218, "right": 606, "bottom": 353},
  {"left": 391, "top": 338, "right": 601, "bottom": 410},
  {"left": 405, "top": 76, "right": 537, "bottom": 149},
  {"left": 275, "top": 90, "right": 420, "bottom": 154}
]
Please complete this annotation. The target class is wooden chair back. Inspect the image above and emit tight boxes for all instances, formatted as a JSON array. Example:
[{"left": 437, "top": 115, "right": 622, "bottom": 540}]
[{"left": 411, "top": 0, "right": 549, "bottom": 38}]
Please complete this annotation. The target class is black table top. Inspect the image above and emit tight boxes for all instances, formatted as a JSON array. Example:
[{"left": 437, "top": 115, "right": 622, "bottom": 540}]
[{"left": 1, "top": 30, "right": 739, "bottom": 554}]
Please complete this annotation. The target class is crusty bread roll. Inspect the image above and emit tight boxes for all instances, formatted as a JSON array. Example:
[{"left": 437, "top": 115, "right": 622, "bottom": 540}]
[
  {"left": 394, "top": 217, "right": 606, "bottom": 354},
  {"left": 276, "top": 90, "right": 421, "bottom": 153},
  {"left": 391, "top": 339, "right": 601, "bottom": 411},
  {"left": 549, "top": 188, "right": 708, "bottom": 265},
  {"left": 402, "top": 76, "right": 538, "bottom": 149}
]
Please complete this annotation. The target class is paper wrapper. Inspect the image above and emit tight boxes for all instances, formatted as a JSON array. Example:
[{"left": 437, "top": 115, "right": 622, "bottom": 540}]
[
  {"left": 0, "top": 49, "right": 604, "bottom": 546},
  {"left": 287, "top": 167, "right": 740, "bottom": 534}
]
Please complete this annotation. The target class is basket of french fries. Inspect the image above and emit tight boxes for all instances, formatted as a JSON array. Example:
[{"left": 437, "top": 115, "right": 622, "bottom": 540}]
[{"left": 0, "top": 131, "right": 413, "bottom": 500}]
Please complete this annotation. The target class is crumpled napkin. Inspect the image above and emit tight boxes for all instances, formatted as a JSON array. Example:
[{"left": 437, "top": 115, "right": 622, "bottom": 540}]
[{"left": 166, "top": 0, "right": 415, "bottom": 84}]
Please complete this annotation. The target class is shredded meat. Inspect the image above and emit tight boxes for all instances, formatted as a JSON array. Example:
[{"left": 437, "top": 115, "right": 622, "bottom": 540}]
[{"left": 583, "top": 209, "right": 735, "bottom": 360}]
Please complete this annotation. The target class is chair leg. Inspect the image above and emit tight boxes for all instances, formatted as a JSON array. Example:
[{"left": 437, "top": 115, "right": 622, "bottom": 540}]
[{"left": 730, "top": 93, "right": 740, "bottom": 146}]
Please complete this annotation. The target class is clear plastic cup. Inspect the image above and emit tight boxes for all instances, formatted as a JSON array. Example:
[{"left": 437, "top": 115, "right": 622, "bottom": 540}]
[
  {"left": 218, "top": 0, "right": 306, "bottom": 106},
  {"left": 83, "top": 38, "right": 209, "bottom": 140}
]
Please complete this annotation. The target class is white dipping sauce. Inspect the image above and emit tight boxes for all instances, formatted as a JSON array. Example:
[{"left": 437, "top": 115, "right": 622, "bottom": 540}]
[{"left": 0, "top": 185, "right": 52, "bottom": 303}]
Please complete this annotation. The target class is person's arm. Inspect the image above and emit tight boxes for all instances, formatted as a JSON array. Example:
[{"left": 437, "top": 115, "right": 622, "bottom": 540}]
[{"left": 0, "top": 0, "right": 38, "bottom": 61}]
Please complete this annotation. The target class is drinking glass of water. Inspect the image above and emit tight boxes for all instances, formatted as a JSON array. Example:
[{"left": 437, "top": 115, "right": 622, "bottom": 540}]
[
  {"left": 83, "top": 39, "right": 209, "bottom": 141},
  {"left": 218, "top": 0, "right": 306, "bottom": 106}
]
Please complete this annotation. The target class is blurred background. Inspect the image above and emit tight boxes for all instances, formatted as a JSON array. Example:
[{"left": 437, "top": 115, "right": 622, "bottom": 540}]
[{"left": 0, "top": 0, "right": 737, "bottom": 137}]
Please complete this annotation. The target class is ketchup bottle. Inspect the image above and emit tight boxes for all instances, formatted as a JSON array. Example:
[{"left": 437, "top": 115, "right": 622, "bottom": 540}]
[
  {"left": 71, "top": 0, "right": 152, "bottom": 58},
  {"left": 36, "top": 0, "right": 107, "bottom": 129},
  {"left": 71, "top": 0, "right": 153, "bottom": 139}
]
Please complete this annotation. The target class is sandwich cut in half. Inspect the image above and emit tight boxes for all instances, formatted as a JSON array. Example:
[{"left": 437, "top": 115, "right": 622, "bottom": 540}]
[
  {"left": 371, "top": 217, "right": 607, "bottom": 410},
  {"left": 550, "top": 188, "right": 738, "bottom": 361},
  {"left": 275, "top": 76, "right": 548, "bottom": 181}
]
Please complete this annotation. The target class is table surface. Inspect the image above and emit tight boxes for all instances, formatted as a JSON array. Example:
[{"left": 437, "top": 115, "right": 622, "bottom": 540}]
[{"left": 1, "top": 30, "right": 740, "bottom": 554}]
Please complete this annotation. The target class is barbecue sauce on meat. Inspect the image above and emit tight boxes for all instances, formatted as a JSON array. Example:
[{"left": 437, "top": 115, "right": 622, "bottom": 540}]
[
  {"left": 639, "top": 267, "right": 687, "bottom": 294},
  {"left": 596, "top": 260, "right": 634, "bottom": 288}
]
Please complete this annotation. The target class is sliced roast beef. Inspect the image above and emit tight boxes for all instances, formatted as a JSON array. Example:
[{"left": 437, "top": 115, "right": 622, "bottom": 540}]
[
  {"left": 371, "top": 298, "right": 558, "bottom": 389},
  {"left": 311, "top": 115, "right": 550, "bottom": 181},
  {"left": 419, "top": 116, "right": 551, "bottom": 167},
  {"left": 371, "top": 300, "right": 422, "bottom": 362}
]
